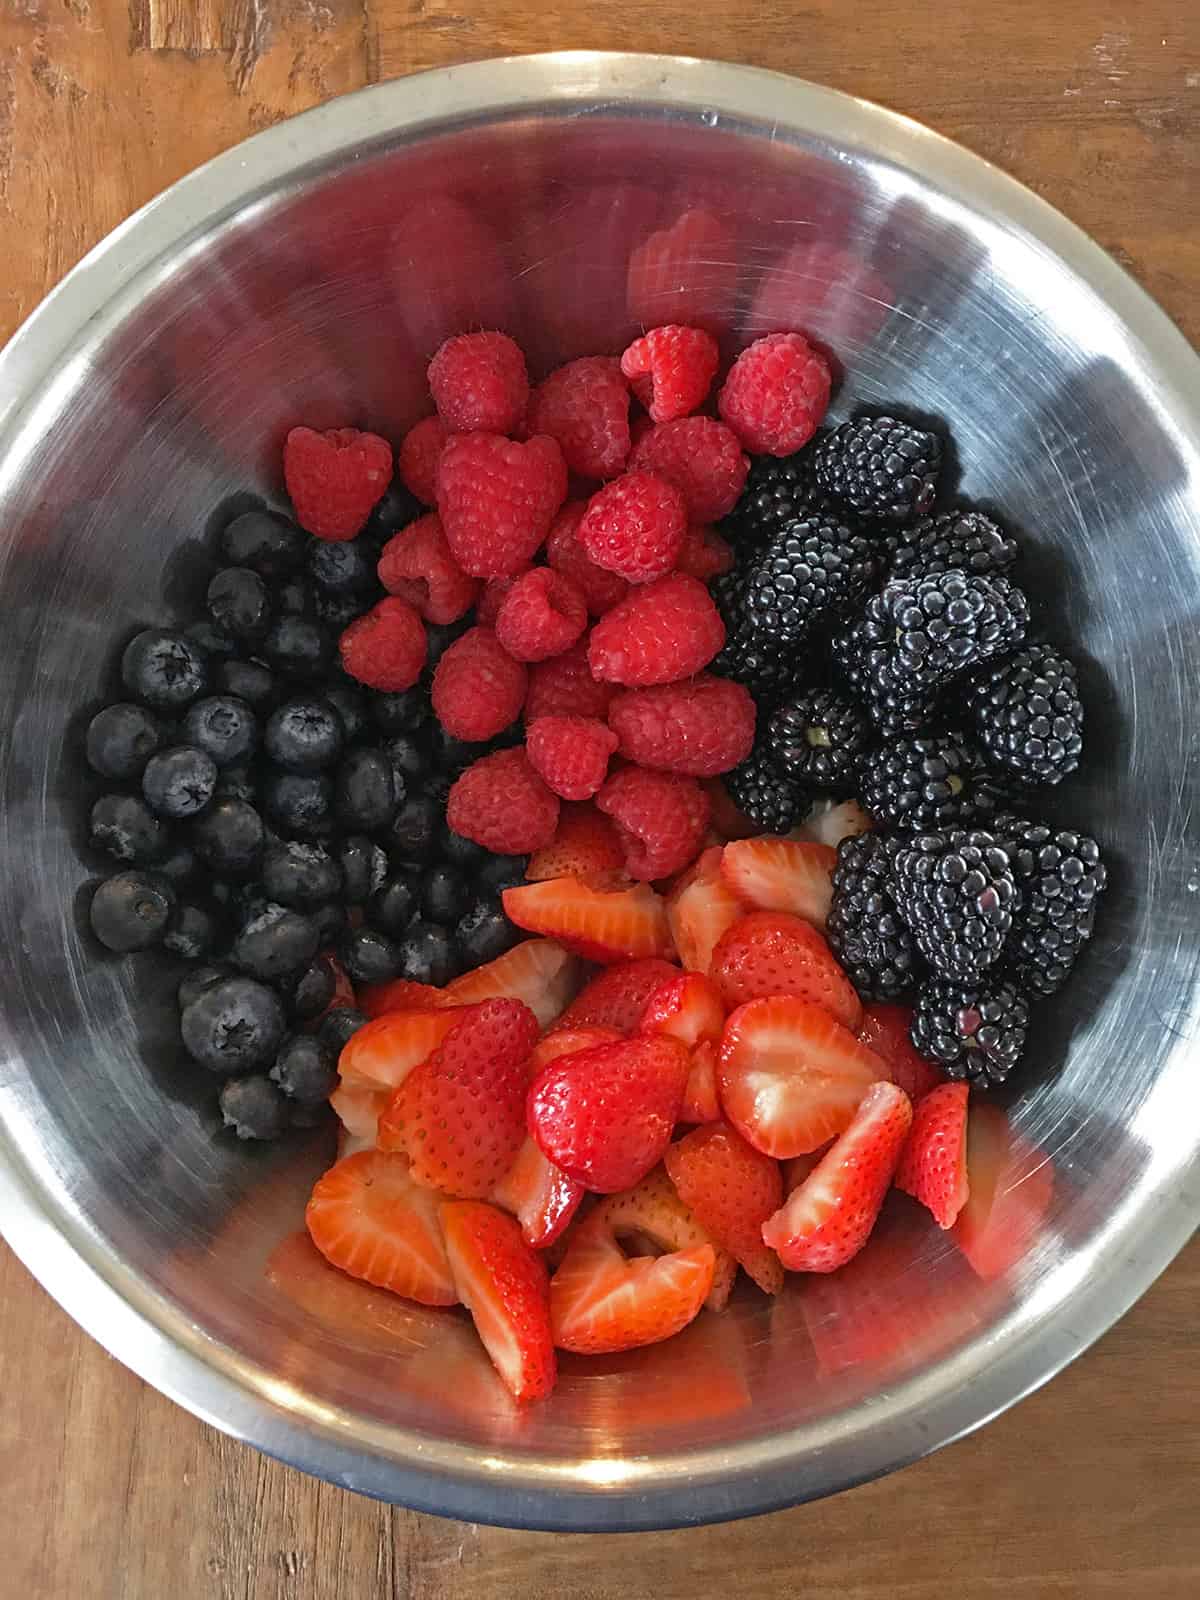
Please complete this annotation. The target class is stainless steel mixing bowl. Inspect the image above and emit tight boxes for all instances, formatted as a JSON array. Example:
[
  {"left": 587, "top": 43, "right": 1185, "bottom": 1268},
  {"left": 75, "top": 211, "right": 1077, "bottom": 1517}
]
[{"left": 1, "top": 53, "right": 1198, "bottom": 1532}]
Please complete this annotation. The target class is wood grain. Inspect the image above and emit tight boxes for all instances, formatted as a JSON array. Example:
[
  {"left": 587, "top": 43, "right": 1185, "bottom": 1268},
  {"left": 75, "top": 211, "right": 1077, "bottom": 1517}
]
[{"left": 2, "top": 3, "right": 1199, "bottom": 1594}]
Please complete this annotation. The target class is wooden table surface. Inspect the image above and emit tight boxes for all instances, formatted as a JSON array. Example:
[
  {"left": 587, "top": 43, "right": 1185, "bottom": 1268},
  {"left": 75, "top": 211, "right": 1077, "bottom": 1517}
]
[{"left": 2, "top": 4, "right": 1198, "bottom": 1595}]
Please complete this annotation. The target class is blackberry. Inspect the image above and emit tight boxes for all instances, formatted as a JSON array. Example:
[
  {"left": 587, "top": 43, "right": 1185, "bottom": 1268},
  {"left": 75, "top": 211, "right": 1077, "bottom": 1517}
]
[
  {"left": 830, "top": 605, "right": 936, "bottom": 736},
  {"left": 859, "top": 731, "right": 997, "bottom": 831},
  {"left": 723, "top": 745, "right": 809, "bottom": 834},
  {"left": 767, "top": 690, "right": 870, "bottom": 792},
  {"left": 994, "top": 815, "right": 1106, "bottom": 995},
  {"left": 812, "top": 414, "right": 942, "bottom": 523},
  {"left": 881, "top": 568, "right": 1029, "bottom": 693},
  {"left": 826, "top": 833, "right": 922, "bottom": 1001},
  {"left": 720, "top": 451, "right": 828, "bottom": 552},
  {"left": 887, "top": 509, "right": 1019, "bottom": 584},
  {"left": 711, "top": 571, "right": 805, "bottom": 706},
  {"left": 892, "top": 829, "right": 1019, "bottom": 984},
  {"left": 911, "top": 976, "right": 1030, "bottom": 1086},
  {"left": 963, "top": 643, "right": 1084, "bottom": 785},
  {"left": 742, "top": 516, "right": 878, "bottom": 646}
]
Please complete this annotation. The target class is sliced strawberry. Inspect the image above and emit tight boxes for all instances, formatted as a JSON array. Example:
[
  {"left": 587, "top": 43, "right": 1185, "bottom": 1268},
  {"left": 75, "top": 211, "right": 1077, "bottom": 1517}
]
[
  {"left": 953, "top": 1103, "right": 1055, "bottom": 1280},
  {"left": 720, "top": 837, "right": 837, "bottom": 929},
  {"left": 549, "top": 1212, "right": 715, "bottom": 1354},
  {"left": 491, "top": 1136, "right": 585, "bottom": 1250},
  {"left": 437, "top": 938, "right": 581, "bottom": 1029},
  {"left": 638, "top": 971, "right": 725, "bottom": 1049},
  {"left": 664, "top": 1122, "right": 784, "bottom": 1294},
  {"left": 665, "top": 845, "right": 744, "bottom": 972},
  {"left": 337, "top": 1009, "right": 461, "bottom": 1090},
  {"left": 710, "top": 910, "right": 862, "bottom": 1029},
  {"left": 857, "top": 1003, "right": 945, "bottom": 1102},
  {"left": 681, "top": 1039, "right": 721, "bottom": 1123},
  {"left": 329, "top": 1080, "right": 388, "bottom": 1144},
  {"left": 528, "top": 1024, "right": 624, "bottom": 1071},
  {"left": 556, "top": 958, "right": 678, "bottom": 1033},
  {"left": 528, "top": 1033, "right": 691, "bottom": 1192},
  {"left": 718, "top": 997, "right": 886, "bottom": 1157},
  {"left": 305, "top": 1149, "right": 458, "bottom": 1306},
  {"left": 592, "top": 1164, "right": 737, "bottom": 1309},
  {"left": 441, "top": 1200, "right": 556, "bottom": 1402},
  {"left": 795, "top": 798, "right": 874, "bottom": 849},
  {"left": 503, "top": 877, "right": 673, "bottom": 963},
  {"left": 896, "top": 1081, "right": 970, "bottom": 1229},
  {"left": 336, "top": 1123, "right": 377, "bottom": 1162},
  {"left": 357, "top": 978, "right": 441, "bottom": 1021},
  {"left": 377, "top": 999, "right": 541, "bottom": 1196},
  {"left": 525, "top": 803, "right": 630, "bottom": 890},
  {"left": 761, "top": 1081, "right": 913, "bottom": 1272}
]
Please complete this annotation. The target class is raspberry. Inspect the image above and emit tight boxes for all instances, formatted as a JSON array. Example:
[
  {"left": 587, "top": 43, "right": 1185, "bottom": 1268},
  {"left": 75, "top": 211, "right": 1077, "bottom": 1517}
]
[
  {"left": 436, "top": 432, "right": 567, "bottom": 578},
  {"left": 447, "top": 748, "right": 560, "bottom": 853},
  {"left": 675, "top": 524, "right": 735, "bottom": 582},
  {"left": 626, "top": 208, "right": 738, "bottom": 335},
  {"left": 431, "top": 625, "right": 528, "bottom": 742},
  {"left": 427, "top": 331, "right": 529, "bottom": 436},
  {"left": 544, "top": 502, "right": 631, "bottom": 617},
  {"left": 526, "top": 715, "right": 619, "bottom": 800},
  {"left": 596, "top": 767, "right": 712, "bottom": 880},
  {"left": 398, "top": 416, "right": 448, "bottom": 507},
  {"left": 476, "top": 571, "right": 528, "bottom": 628},
  {"left": 494, "top": 568, "right": 588, "bottom": 663},
  {"left": 283, "top": 426, "right": 393, "bottom": 540},
  {"left": 628, "top": 417, "right": 749, "bottom": 523},
  {"left": 578, "top": 471, "right": 687, "bottom": 584},
  {"left": 607, "top": 675, "right": 756, "bottom": 776},
  {"left": 588, "top": 574, "right": 726, "bottom": 687},
  {"left": 377, "top": 512, "right": 481, "bottom": 625},
  {"left": 717, "top": 332, "right": 831, "bottom": 457},
  {"left": 338, "top": 597, "right": 427, "bottom": 691},
  {"left": 525, "top": 357, "right": 631, "bottom": 480},
  {"left": 619, "top": 325, "right": 719, "bottom": 423},
  {"left": 524, "top": 640, "right": 615, "bottom": 722}
]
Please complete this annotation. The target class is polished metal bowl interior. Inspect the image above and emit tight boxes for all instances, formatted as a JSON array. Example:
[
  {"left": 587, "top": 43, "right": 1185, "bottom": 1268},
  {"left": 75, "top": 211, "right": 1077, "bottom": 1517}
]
[{"left": 1, "top": 54, "right": 1199, "bottom": 1532}]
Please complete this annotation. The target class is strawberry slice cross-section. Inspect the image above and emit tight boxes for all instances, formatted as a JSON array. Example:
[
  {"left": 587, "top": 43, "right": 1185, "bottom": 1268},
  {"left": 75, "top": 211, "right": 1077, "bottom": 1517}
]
[
  {"left": 441, "top": 1200, "right": 556, "bottom": 1403},
  {"left": 550, "top": 1212, "right": 715, "bottom": 1354}
]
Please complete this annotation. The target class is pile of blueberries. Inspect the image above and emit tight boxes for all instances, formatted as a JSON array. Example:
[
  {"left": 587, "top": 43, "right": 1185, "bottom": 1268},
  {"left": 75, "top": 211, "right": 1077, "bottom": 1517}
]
[{"left": 81, "top": 486, "right": 527, "bottom": 1139}]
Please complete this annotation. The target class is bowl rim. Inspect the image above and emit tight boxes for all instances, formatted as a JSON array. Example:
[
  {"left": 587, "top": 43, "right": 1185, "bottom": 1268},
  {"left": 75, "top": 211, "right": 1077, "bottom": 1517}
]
[{"left": 2, "top": 50, "right": 1199, "bottom": 1532}]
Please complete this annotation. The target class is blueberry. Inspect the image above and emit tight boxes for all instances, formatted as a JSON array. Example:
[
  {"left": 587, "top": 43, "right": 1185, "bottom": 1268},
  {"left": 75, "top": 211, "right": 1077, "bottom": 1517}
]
[
  {"left": 438, "top": 824, "right": 487, "bottom": 871},
  {"left": 264, "top": 696, "right": 345, "bottom": 772},
  {"left": 429, "top": 724, "right": 484, "bottom": 774},
  {"left": 276, "top": 575, "right": 314, "bottom": 616},
  {"left": 214, "top": 764, "right": 258, "bottom": 805},
  {"left": 182, "top": 975, "right": 285, "bottom": 1072},
  {"left": 142, "top": 745, "right": 218, "bottom": 819},
  {"left": 89, "top": 793, "right": 167, "bottom": 865},
  {"left": 181, "top": 694, "right": 259, "bottom": 768},
  {"left": 261, "top": 839, "right": 342, "bottom": 908},
  {"left": 368, "top": 869, "right": 420, "bottom": 937},
  {"left": 364, "top": 478, "right": 422, "bottom": 545},
  {"left": 425, "top": 620, "right": 468, "bottom": 672},
  {"left": 421, "top": 864, "right": 470, "bottom": 927},
  {"left": 309, "top": 537, "right": 377, "bottom": 596},
  {"left": 338, "top": 926, "right": 403, "bottom": 985},
  {"left": 476, "top": 854, "right": 529, "bottom": 895},
  {"left": 388, "top": 793, "right": 439, "bottom": 859},
  {"left": 337, "top": 834, "right": 376, "bottom": 904},
  {"left": 286, "top": 954, "right": 337, "bottom": 1021},
  {"left": 323, "top": 683, "right": 368, "bottom": 744},
  {"left": 207, "top": 567, "right": 271, "bottom": 643},
  {"left": 370, "top": 687, "right": 430, "bottom": 735},
  {"left": 233, "top": 903, "right": 319, "bottom": 983},
  {"left": 396, "top": 919, "right": 461, "bottom": 986},
  {"left": 262, "top": 769, "right": 334, "bottom": 840},
  {"left": 231, "top": 879, "right": 273, "bottom": 926},
  {"left": 313, "top": 588, "right": 365, "bottom": 632},
  {"left": 310, "top": 901, "right": 349, "bottom": 946},
  {"left": 219, "top": 1074, "right": 290, "bottom": 1140},
  {"left": 382, "top": 734, "right": 431, "bottom": 789},
  {"left": 177, "top": 962, "right": 231, "bottom": 1011},
  {"left": 89, "top": 870, "right": 174, "bottom": 953},
  {"left": 216, "top": 658, "right": 277, "bottom": 711},
  {"left": 455, "top": 899, "right": 521, "bottom": 967},
  {"left": 221, "top": 509, "right": 306, "bottom": 576},
  {"left": 184, "top": 618, "right": 238, "bottom": 659},
  {"left": 157, "top": 839, "right": 200, "bottom": 887},
  {"left": 270, "top": 1033, "right": 337, "bottom": 1104},
  {"left": 259, "top": 615, "right": 333, "bottom": 680},
  {"left": 336, "top": 747, "right": 397, "bottom": 832},
  {"left": 121, "top": 628, "right": 209, "bottom": 711},
  {"left": 190, "top": 797, "right": 265, "bottom": 875},
  {"left": 317, "top": 1006, "right": 368, "bottom": 1054},
  {"left": 163, "top": 901, "right": 219, "bottom": 961},
  {"left": 86, "top": 703, "right": 165, "bottom": 781}
]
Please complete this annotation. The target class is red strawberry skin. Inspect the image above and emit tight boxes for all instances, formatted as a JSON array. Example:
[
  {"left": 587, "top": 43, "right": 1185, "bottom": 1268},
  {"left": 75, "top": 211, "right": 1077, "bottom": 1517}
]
[
  {"left": 665, "top": 1121, "right": 784, "bottom": 1293},
  {"left": 284, "top": 425, "right": 393, "bottom": 540},
  {"left": 857, "top": 1003, "right": 945, "bottom": 1102},
  {"left": 710, "top": 911, "right": 862, "bottom": 1030},
  {"left": 557, "top": 958, "right": 680, "bottom": 1033},
  {"left": 895, "top": 1081, "right": 970, "bottom": 1229},
  {"left": 527, "top": 1034, "right": 691, "bottom": 1192},
  {"left": 440, "top": 1200, "right": 556, "bottom": 1403}
]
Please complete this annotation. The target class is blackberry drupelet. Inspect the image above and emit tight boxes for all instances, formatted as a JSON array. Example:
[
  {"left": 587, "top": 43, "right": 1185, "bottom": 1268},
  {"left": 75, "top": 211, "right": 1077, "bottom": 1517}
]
[
  {"left": 911, "top": 976, "right": 1030, "bottom": 1085},
  {"left": 826, "top": 833, "right": 922, "bottom": 1001},
  {"left": 812, "top": 414, "right": 942, "bottom": 523},
  {"left": 882, "top": 568, "right": 1030, "bottom": 693},
  {"left": 892, "top": 828, "right": 1020, "bottom": 984},
  {"left": 886, "top": 509, "right": 1019, "bottom": 584},
  {"left": 859, "top": 731, "right": 997, "bottom": 831},
  {"left": 711, "top": 570, "right": 806, "bottom": 706},
  {"left": 742, "top": 515, "right": 878, "bottom": 645},
  {"left": 963, "top": 643, "right": 1084, "bottom": 784},
  {"left": 830, "top": 604, "right": 937, "bottom": 736},
  {"left": 720, "top": 451, "right": 830, "bottom": 553},
  {"left": 993, "top": 815, "right": 1106, "bottom": 995},
  {"left": 767, "top": 690, "right": 870, "bottom": 792},
  {"left": 723, "top": 745, "right": 810, "bottom": 834}
]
